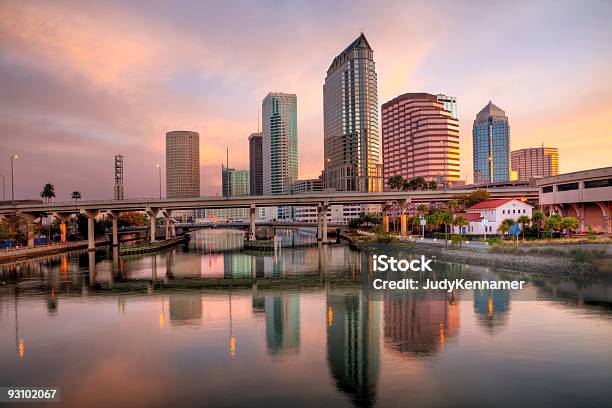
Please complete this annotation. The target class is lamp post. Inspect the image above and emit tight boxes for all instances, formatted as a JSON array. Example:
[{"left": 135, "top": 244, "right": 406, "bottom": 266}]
[
  {"left": 155, "top": 164, "right": 162, "bottom": 199},
  {"left": 0, "top": 174, "right": 5, "bottom": 201},
  {"left": 10, "top": 154, "right": 18, "bottom": 206}
]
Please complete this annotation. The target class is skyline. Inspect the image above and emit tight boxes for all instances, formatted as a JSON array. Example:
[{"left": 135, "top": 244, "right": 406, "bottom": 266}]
[{"left": 1, "top": 0, "right": 611, "bottom": 201}]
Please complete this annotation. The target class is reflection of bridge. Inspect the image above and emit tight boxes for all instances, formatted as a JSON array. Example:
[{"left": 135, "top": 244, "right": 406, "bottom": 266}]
[{"left": 0, "top": 187, "right": 537, "bottom": 251}]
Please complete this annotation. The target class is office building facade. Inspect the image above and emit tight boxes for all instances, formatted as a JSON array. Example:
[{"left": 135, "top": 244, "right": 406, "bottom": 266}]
[
  {"left": 248, "top": 132, "right": 263, "bottom": 196},
  {"left": 322, "top": 33, "right": 382, "bottom": 192},
  {"left": 381, "top": 93, "right": 460, "bottom": 189},
  {"left": 166, "top": 131, "right": 200, "bottom": 198},
  {"left": 511, "top": 147, "right": 559, "bottom": 181},
  {"left": 473, "top": 101, "right": 510, "bottom": 184}
]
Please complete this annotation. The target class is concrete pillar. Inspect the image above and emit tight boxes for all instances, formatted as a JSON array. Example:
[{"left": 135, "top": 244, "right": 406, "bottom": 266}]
[
  {"left": 53, "top": 213, "right": 73, "bottom": 244},
  {"left": 161, "top": 209, "right": 173, "bottom": 239},
  {"left": 569, "top": 203, "right": 585, "bottom": 231},
  {"left": 322, "top": 202, "right": 328, "bottom": 244},
  {"left": 18, "top": 212, "right": 39, "bottom": 248},
  {"left": 316, "top": 204, "right": 323, "bottom": 241},
  {"left": 595, "top": 201, "right": 611, "bottom": 234},
  {"left": 106, "top": 211, "right": 120, "bottom": 247},
  {"left": 80, "top": 209, "right": 99, "bottom": 251},
  {"left": 249, "top": 205, "right": 256, "bottom": 240},
  {"left": 146, "top": 207, "right": 159, "bottom": 242},
  {"left": 400, "top": 214, "right": 407, "bottom": 235}
]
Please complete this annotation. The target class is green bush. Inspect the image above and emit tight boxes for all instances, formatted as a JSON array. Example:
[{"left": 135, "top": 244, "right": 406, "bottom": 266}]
[{"left": 451, "top": 234, "right": 463, "bottom": 246}]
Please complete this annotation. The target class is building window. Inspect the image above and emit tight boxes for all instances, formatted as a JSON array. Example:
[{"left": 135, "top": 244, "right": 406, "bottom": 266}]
[
  {"left": 542, "top": 186, "right": 553, "bottom": 193},
  {"left": 584, "top": 178, "right": 612, "bottom": 189},
  {"left": 557, "top": 182, "right": 579, "bottom": 192}
]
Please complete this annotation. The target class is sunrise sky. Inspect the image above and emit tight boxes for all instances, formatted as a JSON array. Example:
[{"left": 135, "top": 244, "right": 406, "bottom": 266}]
[{"left": 1, "top": 0, "right": 611, "bottom": 201}]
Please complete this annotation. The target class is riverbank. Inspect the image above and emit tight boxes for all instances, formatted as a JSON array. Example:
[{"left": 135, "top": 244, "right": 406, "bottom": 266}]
[
  {"left": 0, "top": 239, "right": 109, "bottom": 264},
  {"left": 342, "top": 232, "right": 612, "bottom": 275}
]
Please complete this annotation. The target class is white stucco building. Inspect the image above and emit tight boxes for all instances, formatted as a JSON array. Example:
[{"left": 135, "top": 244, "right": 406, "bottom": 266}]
[{"left": 452, "top": 198, "right": 533, "bottom": 235}]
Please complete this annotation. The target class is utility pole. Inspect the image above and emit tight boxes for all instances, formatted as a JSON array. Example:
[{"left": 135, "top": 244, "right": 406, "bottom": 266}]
[
  {"left": 156, "top": 164, "right": 162, "bottom": 199},
  {"left": 0, "top": 174, "right": 5, "bottom": 201},
  {"left": 10, "top": 154, "right": 18, "bottom": 206}
]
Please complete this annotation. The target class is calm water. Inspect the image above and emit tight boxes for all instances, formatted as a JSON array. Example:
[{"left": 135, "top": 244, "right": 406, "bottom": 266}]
[{"left": 1, "top": 229, "right": 611, "bottom": 408}]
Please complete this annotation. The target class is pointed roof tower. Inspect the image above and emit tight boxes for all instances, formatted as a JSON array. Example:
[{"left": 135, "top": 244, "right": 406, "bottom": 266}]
[
  {"left": 476, "top": 101, "right": 506, "bottom": 119},
  {"left": 327, "top": 33, "right": 373, "bottom": 75}
]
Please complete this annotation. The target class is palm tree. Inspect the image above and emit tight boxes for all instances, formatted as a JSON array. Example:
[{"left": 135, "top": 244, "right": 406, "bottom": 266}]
[
  {"left": 428, "top": 180, "right": 438, "bottom": 190},
  {"left": 40, "top": 183, "right": 56, "bottom": 203},
  {"left": 531, "top": 211, "right": 544, "bottom": 238},
  {"left": 544, "top": 214, "right": 563, "bottom": 234},
  {"left": 453, "top": 215, "right": 469, "bottom": 237},
  {"left": 412, "top": 177, "right": 428, "bottom": 191},
  {"left": 417, "top": 204, "right": 429, "bottom": 215},
  {"left": 438, "top": 210, "right": 453, "bottom": 244},
  {"left": 498, "top": 218, "right": 515, "bottom": 240},
  {"left": 517, "top": 215, "right": 530, "bottom": 240},
  {"left": 71, "top": 191, "right": 82, "bottom": 202},
  {"left": 425, "top": 212, "right": 440, "bottom": 236},
  {"left": 561, "top": 217, "right": 580, "bottom": 237},
  {"left": 387, "top": 175, "right": 405, "bottom": 191},
  {"left": 447, "top": 199, "right": 463, "bottom": 214}
]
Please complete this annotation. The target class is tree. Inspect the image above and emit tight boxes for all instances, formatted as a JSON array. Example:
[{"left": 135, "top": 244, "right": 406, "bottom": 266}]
[
  {"left": 416, "top": 204, "right": 430, "bottom": 215},
  {"left": 561, "top": 217, "right": 580, "bottom": 237},
  {"left": 387, "top": 175, "right": 405, "bottom": 191},
  {"left": 447, "top": 199, "right": 463, "bottom": 214},
  {"left": 453, "top": 215, "right": 469, "bottom": 237},
  {"left": 544, "top": 214, "right": 563, "bottom": 234},
  {"left": 118, "top": 212, "right": 149, "bottom": 228},
  {"left": 71, "top": 191, "right": 82, "bottom": 202},
  {"left": 425, "top": 212, "right": 440, "bottom": 234},
  {"left": 517, "top": 215, "right": 530, "bottom": 240},
  {"left": 456, "top": 189, "right": 490, "bottom": 208},
  {"left": 498, "top": 218, "right": 515, "bottom": 240},
  {"left": 412, "top": 177, "right": 428, "bottom": 191},
  {"left": 40, "top": 183, "right": 56, "bottom": 203},
  {"left": 428, "top": 180, "right": 438, "bottom": 190},
  {"left": 438, "top": 210, "right": 453, "bottom": 244},
  {"left": 531, "top": 211, "right": 544, "bottom": 238}
]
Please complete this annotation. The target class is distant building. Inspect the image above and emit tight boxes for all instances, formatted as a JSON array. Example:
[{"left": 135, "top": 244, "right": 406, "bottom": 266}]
[
  {"left": 511, "top": 147, "right": 559, "bottom": 181},
  {"left": 382, "top": 93, "right": 460, "bottom": 189},
  {"left": 262, "top": 92, "right": 298, "bottom": 219},
  {"left": 452, "top": 199, "right": 533, "bottom": 235},
  {"left": 291, "top": 178, "right": 323, "bottom": 194},
  {"left": 248, "top": 132, "right": 263, "bottom": 196},
  {"left": 114, "top": 154, "right": 124, "bottom": 200},
  {"left": 473, "top": 101, "right": 510, "bottom": 184},
  {"left": 166, "top": 131, "right": 200, "bottom": 199},
  {"left": 222, "top": 166, "right": 250, "bottom": 197},
  {"left": 322, "top": 33, "right": 382, "bottom": 192},
  {"left": 436, "top": 94, "right": 457, "bottom": 119}
]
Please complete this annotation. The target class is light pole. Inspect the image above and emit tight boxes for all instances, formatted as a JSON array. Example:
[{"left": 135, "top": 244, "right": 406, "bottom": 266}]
[
  {"left": 0, "top": 174, "right": 5, "bottom": 201},
  {"left": 155, "top": 164, "right": 162, "bottom": 199},
  {"left": 10, "top": 154, "right": 18, "bottom": 206}
]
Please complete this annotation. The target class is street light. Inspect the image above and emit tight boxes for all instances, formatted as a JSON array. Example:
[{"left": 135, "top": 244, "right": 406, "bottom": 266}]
[
  {"left": 155, "top": 164, "right": 162, "bottom": 199},
  {"left": 0, "top": 174, "right": 5, "bottom": 202},
  {"left": 10, "top": 154, "right": 18, "bottom": 206}
]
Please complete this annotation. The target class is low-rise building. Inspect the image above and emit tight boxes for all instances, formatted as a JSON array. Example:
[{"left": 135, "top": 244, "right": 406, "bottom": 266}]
[{"left": 452, "top": 199, "right": 533, "bottom": 235}]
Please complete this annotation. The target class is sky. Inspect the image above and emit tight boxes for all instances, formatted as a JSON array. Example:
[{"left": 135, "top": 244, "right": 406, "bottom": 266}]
[{"left": 1, "top": 0, "right": 611, "bottom": 201}]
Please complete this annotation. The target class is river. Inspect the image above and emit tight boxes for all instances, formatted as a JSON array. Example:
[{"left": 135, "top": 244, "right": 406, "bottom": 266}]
[{"left": 1, "top": 229, "right": 611, "bottom": 407}]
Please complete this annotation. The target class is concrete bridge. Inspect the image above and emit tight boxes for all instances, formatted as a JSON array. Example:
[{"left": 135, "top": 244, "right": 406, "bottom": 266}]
[{"left": 0, "top": 187, "right": 537, "bottom": 250}]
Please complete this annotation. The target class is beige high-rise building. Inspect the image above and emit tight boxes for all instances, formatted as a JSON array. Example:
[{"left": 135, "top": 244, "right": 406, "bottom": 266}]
[
  {"left": 511, "top": 146, "right": 559, "bottom": 181},
  {"left": 166, "top": 131, "right": 200, "bottom": 198}
]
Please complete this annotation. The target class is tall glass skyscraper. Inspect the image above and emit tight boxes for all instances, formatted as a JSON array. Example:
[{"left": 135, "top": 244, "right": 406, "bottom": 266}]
[
  {"left": 262, "top": 93, "right": 297, "bottom": 219},
  {"left": 472, "top": 101, "right": 510, "bottom": 184},
  {"left": 322, "top": 33, "right": 382, "bottom": 192}
]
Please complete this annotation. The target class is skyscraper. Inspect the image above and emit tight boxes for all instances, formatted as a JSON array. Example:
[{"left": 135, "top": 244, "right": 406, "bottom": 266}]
[
  {"left": 222, "top": 166, "right": 250, "bottom": 197},
  {"left": 166, "top": 131, "right": 200, "bottom": 198},
  {"left": 262, "top": 92, "right": 298, "bottom": 197},
  {"left": 472, "top": 101, "right": 510, "bottom": 184},
  {"left": 511, "top": 147, "right": 559, "bottom": 181},
  {"left": 322, "top": 33, "right": 382, "bottom": 192},
  {"left": 436, "top": 94, "right": 458, "bottom": 119},
  {"left": 382, "top": 93, "right": 460, "bottom": 188},
  {"left": 248, "top": 132, "right": 263, "bottom": 196}
]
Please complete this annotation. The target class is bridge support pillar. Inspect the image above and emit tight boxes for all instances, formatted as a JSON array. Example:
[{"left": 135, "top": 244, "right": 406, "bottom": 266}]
[
  {"left": 161, "top": 209, "right": 173, "bottom": 239},
  {"left": 398, "top": 199, "right": 410, "bottom": 235},
  {"left": 53, "top": 213, "right": 72, "bottom": 244},
  {"left": 316, "top": 204, "right": 323, "bottom": 241},
  {"left": 595, "top": 201, "right": 611, "bottom": 234},
  {"left": 80, "top": 209, "right": 99, "bottom": 251},
  {"left": 249, "top": 205, "right": 256, "bottom": 240},
  {"left": 146, "top": 207, "right": 159, "bottom": 242},
  {"left": 322, "top": 202, "right": 329, "bottom": 244},
  {"left": 17, "top": 212, "right": 39, "bottom": 248},
  {"left": 106, "top": 211, "right": 120, "bottom": 246}
]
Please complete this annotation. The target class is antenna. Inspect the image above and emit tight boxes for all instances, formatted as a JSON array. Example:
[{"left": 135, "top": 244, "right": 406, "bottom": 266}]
[{"left": 258, "top": 106, "right": 260, "bottom": 133}]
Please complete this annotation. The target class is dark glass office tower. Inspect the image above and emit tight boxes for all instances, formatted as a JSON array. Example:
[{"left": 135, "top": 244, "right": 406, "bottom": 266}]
[{"left": 473, "top": 101, "right": 510, "bottom": 183}]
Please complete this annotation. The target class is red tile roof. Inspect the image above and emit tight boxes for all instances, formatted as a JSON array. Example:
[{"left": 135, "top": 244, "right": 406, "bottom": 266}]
[
  {"left": 455, "top": 212, "right": 482, "bottom": 221},
  {"left": 466, "top": 198, "right": 515, "bottom": 211}
]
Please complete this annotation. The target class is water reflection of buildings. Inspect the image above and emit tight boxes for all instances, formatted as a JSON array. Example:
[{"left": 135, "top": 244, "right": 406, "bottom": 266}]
[
  {"left": 383, "top": 292, "right": 460, "bottom": 356},
  {"left": 474, "top": 289, "right": 510, "bottom": 334},
  {"left": 252, "top": 291, "right": 300, "bottom": 356},
  {"left": 169, "top": 293, "right": 203, "bottom": 326},
  {"left": 326, "top": 288, "right": 380, "bottom": 408}
]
